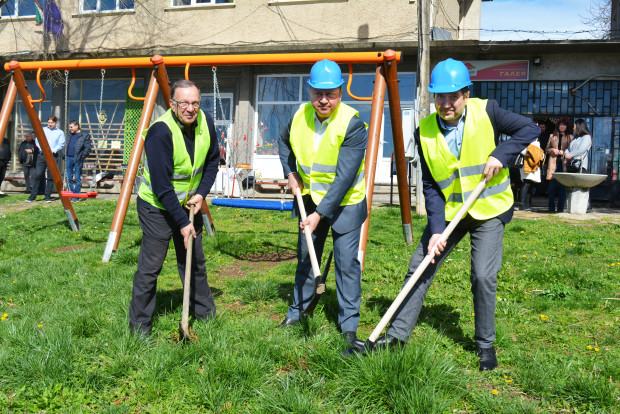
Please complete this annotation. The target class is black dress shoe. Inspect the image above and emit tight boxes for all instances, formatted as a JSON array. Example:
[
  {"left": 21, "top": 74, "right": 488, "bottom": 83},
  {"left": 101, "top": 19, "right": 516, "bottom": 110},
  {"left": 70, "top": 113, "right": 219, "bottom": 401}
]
[
  {"left": 129, "top": 322, "right": 151, "bottom": 337},
  {"left": 370, "top": 334, "right": 406, "bottom": 351},
  {"left": 477, "top": 346, "right": 498, "bottom": 371},
  {"left": 343, "top": 331, "right": 365, "bottom": 348},
  {"left": 276, "top": 316, "right": 299, "bottom": 329}
]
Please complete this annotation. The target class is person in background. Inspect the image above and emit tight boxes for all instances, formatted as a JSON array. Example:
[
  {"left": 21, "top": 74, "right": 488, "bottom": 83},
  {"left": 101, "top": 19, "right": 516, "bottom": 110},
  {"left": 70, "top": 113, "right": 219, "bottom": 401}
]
[
  {"left": 129, "top": 79, "right": 220, "bottom": 337},
  {"left": 26, "top": 115, "right": 65, "bottom": 202},
  {"left": 564, "top": 119, "right": 592, "bottom": 174},
  {"left": 545, "top": 118, "right": 573, "bottom": 213},
  {"left": 517, "top": 139, "right": 544, "bottom": 211},
  {"left": 0, "top": 138, "right": 11, "bottom": 195},
  {"left": 18, "top": 132, "right": 38, "bottom": 194},
  {"left": 64, "top": 120, "right": 92, "bottom": 199},
  {"left": 347, "top": 59, "right": 539, "bottom": 372},
  {"left": 277, "top": 59, "right": 368, "bottom": 348}
]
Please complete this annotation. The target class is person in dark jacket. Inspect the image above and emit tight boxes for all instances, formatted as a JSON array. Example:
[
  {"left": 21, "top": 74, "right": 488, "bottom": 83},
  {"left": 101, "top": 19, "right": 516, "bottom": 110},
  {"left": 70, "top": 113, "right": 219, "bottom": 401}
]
[
  {"left": 347, "top": 59, "right": 539, "bottom": 372},
  {"left": 0, "top": 138, "right": 11, "bottom": 195},
  {"left": 18, "top": 132, "right": 38, "bottom": 194},
  {"left": 277, "top": 59, "right": 367, "bottom": 348},
  {"left": 128, "top": 80, "right": 220, "bottom": 337},
  {"left": 64, "top": 120, "right": 92, "bottom": 195}
]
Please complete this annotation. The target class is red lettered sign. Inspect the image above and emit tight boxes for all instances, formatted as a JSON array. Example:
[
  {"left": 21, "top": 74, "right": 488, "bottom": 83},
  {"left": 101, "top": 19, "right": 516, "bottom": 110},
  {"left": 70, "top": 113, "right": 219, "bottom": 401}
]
[{"left": 463, "top": 60, "right": 529, "bottom": 81}]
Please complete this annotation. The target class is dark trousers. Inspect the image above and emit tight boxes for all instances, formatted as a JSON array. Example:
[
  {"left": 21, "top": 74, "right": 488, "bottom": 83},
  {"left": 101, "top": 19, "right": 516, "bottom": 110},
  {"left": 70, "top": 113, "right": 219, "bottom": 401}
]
[
  {"left": 0, "top": 161, "right": 7, "bottom": 190},
  {"left": 30, "top": 152, "right": 61, "bottom": 199},
  {"left": 129, "top": 203, "right": 216, "bottom": 330},
  {"left": 387, "top": 216, "right": 505, "bottom": 349},
  {"left": 65, "top": 156, "right": 83, "bottom": 193},
  {"left": 547, "top": 178, "right": 566, "bottom": 212},
  {"left": 22, "top": 163, "right": 36, "bottom": 192},
  {"left": 286, "top": 209, "right": 362, "bottom": 333}
]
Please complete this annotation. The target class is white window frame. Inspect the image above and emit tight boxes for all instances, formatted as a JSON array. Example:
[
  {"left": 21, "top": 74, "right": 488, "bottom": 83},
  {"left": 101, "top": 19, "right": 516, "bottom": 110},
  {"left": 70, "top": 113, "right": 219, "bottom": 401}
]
[
  {"left": 170, "top": 0, "right": 234, "bottom": 7},
  {"left": 79, "top": 0, "right": 135, "bottom": 14},
  {"left": 0, "top": 0, "right": 36, "bottom": 18}
]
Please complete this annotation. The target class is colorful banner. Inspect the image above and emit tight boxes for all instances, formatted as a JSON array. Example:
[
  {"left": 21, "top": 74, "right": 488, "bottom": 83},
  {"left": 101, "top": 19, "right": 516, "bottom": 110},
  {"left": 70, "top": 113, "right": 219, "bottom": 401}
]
[{"left": 463, "top": 60, "right": 529, "bottom": 81}]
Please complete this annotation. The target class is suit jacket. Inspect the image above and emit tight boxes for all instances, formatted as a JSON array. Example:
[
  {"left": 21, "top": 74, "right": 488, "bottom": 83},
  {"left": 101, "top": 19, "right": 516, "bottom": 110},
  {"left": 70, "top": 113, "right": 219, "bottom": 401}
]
[
  {"left": 278, "top": 107, "right": 368, "bottom": 234},
  {"left": 64, "top": 130, "right": 92, "bottom": 164}
]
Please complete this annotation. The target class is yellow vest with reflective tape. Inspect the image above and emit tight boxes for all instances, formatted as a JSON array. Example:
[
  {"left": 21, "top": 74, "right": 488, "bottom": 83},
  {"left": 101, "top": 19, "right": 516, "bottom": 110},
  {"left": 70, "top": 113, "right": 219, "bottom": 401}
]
[
  {"left": 419, "top": 98, "right": 513, "bottom": 221},
  {"left": 289, "top": 103, "right": 366, "bottom": 206},
  {"left": 138, "top": 109, "right": 210, "bottom": 210}
]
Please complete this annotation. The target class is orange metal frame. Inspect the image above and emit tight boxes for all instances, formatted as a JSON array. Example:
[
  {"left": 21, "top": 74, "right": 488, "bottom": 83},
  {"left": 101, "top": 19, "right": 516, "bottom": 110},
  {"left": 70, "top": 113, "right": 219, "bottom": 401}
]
[{"left": 2, "top": 50, "right": 411, "bottom": 267}]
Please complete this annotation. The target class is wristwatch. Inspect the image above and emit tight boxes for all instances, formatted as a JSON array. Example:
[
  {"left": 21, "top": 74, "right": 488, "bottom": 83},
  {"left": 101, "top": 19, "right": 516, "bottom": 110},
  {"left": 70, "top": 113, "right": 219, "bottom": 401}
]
[{"left": 317, "top": 212, "right": 324, "bottom": 220}]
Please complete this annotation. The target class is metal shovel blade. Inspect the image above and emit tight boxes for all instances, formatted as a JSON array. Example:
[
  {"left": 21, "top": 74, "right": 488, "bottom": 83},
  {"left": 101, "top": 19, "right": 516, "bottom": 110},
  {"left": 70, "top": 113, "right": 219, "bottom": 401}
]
[{"left": 302, "top": 250, "right": 333, "bottom": 315}]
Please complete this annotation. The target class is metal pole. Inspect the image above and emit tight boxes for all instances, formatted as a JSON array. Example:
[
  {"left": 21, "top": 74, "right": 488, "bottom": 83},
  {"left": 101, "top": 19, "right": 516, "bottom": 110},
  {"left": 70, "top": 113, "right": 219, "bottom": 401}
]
[
  {"left": 8, "top": 61, "right": 80, "bottom": 231},
  {"left": 383, "top": 51, "right": 414, "bottom": 244},
  {"left": 0, "top": 77, "right": 17, "bottom": 147},
  {"left": 102, "top": 70, "right": 160, "bottom": 262},
  {"left": 416, "top": 0, "right": 431, "bottom": 215},
  {"left": 358, "top": 65, "right": 386, "bottom": 270},
  {"left": 5, "top": 52, "right": 402, "bottom": 73}
]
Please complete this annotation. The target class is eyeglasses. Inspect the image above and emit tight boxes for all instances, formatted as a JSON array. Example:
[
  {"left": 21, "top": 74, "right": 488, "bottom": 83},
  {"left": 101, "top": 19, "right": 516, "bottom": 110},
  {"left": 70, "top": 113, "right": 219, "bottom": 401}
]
[{"left": 173, "top": 100, "right": 201, "bottom": 110}]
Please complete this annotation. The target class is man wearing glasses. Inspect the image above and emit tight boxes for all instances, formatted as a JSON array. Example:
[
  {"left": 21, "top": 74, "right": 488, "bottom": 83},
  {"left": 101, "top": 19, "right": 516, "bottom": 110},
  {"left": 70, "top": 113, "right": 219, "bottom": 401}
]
[
  {"left": 129, "top": 79, "right": 220, "bottom": 337},
  {"left": 277, "top": 59, "right": 368, "bottom": 349}
]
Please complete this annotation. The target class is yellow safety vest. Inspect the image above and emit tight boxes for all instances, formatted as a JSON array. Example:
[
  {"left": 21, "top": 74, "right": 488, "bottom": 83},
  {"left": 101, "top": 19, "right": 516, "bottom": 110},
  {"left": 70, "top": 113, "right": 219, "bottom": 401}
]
[
  {"left": 138, "top": 109, "right": 210, "bottom": 209},
  {"left": 289, "top": 102, "right": 366, "bottom": 206},
  {"left": 419, "top": 98, "right": 513, "bottom": 221}
]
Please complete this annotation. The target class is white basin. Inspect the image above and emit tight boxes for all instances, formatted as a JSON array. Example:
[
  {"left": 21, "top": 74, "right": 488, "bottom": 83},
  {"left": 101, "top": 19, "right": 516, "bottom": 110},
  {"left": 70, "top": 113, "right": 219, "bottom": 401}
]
[{"left": 552, "top": 173, "right": 607, "bottom": 188}]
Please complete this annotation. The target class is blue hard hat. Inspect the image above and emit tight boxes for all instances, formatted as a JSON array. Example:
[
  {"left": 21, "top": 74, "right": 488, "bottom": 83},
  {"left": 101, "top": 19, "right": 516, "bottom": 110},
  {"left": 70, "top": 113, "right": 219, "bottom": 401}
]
[
  {"left": 307, "top": 59, "right": 344, "bottom": 89},
  {"left": 428, "top": 58, "right": 473, "bottom": 93}
]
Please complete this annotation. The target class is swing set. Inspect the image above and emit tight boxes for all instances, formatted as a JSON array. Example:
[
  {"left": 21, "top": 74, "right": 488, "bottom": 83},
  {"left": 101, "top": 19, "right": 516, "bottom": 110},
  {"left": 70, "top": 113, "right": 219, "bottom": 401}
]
[{"left": 1, "top": 50, "right": 414, "bottom": 268}]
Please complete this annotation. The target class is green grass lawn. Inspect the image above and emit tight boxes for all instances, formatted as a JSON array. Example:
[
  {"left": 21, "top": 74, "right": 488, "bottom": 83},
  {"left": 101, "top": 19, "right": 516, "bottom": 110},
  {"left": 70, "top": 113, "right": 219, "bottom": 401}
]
[{"left": 0, "top": 195, "right": 618, "bottom": 413}]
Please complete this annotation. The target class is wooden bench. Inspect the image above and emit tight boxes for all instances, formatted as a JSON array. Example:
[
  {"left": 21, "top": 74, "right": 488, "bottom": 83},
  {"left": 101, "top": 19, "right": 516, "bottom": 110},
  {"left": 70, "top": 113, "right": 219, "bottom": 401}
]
[{"left": 255, "top": 181, "right": 289, "bottom": 194}]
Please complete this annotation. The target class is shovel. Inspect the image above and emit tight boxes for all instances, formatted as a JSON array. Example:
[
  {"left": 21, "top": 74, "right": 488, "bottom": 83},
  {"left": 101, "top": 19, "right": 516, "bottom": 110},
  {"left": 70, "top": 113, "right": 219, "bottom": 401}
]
[
  {"left": 178, "top": 208, "right": 195, "bottom": 341},
  {"left": 365, "top": 178, "right": 487, "bottom": 347},
  {"left": 294, "top": 188, "right": 330, "bottom": 312},
  {"left": 302, "top": 250, "right": 333, "bottom": 315}
]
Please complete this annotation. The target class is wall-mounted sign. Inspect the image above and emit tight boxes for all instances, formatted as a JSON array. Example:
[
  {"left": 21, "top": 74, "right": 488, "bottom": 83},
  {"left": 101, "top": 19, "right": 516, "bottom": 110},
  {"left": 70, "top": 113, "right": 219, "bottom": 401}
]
[{"left": 463, "top": 60, "right": 529, "bottom": 81}]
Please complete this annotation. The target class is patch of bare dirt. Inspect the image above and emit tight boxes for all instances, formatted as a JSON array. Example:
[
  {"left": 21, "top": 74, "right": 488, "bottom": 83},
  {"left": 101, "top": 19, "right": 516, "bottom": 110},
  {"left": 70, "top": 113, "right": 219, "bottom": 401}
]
[{"left": 217, "top": 252, "right": 296, "bottom": 279}]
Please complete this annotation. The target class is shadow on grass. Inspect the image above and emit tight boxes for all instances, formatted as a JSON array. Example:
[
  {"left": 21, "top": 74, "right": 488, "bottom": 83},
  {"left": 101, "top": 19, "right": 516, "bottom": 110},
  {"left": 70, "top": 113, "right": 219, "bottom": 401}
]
[
  {"left": 153, "top": 286, "right": 224, "bottom": 320},
  {"left": 364, "top": 297, "right": 474, "bottom": 351},
  {"left": 418, "top": 303, "right": 473, "bottom": 350}
]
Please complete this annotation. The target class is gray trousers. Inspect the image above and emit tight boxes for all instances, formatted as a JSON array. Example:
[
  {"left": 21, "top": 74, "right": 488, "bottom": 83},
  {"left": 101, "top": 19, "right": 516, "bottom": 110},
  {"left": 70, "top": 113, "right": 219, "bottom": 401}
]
[
  {"left": 387, "top": 216, "right": 504, "bottom": 348},
  {"left": 286, "top": 217, "right": 362, "bottom": 333},
  {"left": 129, "top": 203, "right": 216, "bottom": 330}
]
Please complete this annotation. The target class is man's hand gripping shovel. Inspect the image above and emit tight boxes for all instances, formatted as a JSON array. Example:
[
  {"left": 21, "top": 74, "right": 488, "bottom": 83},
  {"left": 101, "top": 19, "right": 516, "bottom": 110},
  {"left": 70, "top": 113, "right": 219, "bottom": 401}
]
[
  {"left": 345, "top": 178, "right": 487, "bottom": 355},
  {"left": 293, "top": 188, "right": 333, "bottom": 314}
]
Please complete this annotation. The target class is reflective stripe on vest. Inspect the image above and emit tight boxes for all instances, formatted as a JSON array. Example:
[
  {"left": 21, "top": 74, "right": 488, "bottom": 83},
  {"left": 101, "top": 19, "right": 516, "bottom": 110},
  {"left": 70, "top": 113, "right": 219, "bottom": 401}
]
[
  {"left": 419, "top": 98, "right": 513, "bottom": 221},
  {"left": 138, "top": 109, "right": 211, "bottom": 210},
  {"left": 289, "top": 102, "right": 366, "bottom": 206}
]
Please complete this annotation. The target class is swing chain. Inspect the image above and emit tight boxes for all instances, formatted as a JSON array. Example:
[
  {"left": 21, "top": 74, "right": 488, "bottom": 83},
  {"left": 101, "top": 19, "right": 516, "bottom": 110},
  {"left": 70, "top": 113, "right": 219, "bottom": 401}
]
[
  {"left": 64, "top": 70, "right": 69, "bottom": 134},
  {"left": 212, "top": 66, "right": 226, "bottom": 125},
  {"left": 98, "top": 69, "right": 105, "bottom": 125}
]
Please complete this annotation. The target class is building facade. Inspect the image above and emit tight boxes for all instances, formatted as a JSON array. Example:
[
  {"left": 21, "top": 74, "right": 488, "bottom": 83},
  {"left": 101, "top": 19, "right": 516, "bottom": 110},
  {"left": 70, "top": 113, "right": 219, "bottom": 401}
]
[{"left": 1, "top": 1, "right": 618, "bottom": 203}]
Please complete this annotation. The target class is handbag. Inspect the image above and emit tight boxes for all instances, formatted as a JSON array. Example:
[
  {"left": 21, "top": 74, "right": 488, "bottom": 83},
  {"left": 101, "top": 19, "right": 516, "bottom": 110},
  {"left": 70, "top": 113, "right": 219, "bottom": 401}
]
[{"left": 565, "top": 156, "right": 581, "bottom": 173}]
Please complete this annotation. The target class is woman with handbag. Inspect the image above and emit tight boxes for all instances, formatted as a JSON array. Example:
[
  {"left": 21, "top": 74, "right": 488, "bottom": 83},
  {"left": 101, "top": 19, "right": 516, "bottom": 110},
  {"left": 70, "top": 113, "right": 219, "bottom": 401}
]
[
  {"left": 564, "top": 119, "right": 592, "bottom": 174},
  {"left": 545, "top": 118, "right": 573, "bottom": 213}
]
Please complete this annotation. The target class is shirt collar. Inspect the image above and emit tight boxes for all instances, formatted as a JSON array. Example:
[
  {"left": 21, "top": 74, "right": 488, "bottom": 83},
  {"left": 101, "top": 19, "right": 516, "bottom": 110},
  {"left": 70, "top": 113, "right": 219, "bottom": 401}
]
[
  {"left": 314, "top": 112, "right": 334, "bottom": 126},
  {"left": 172, "top": 111, "right": 198, "bottom": 133}
]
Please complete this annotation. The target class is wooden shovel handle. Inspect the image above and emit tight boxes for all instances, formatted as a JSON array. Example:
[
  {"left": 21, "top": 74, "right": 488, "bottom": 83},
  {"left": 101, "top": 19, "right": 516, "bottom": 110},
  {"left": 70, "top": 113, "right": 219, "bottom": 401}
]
[
  {"left": 367, "top": 178, "right": 487, "bottom": 343},
  {"left": 294, "top": 189, "right": 321, "bottom": 278},
  {"left": 181, "top": 208, "right": 195, "bottom": 335}
]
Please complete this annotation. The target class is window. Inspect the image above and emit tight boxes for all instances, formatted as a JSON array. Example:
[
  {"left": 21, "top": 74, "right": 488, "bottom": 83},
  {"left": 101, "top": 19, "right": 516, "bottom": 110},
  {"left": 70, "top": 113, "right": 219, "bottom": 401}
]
[
  {"left": 255, "top": 73, "right": 416, "bottom": 157},
  {"left": 172, "top": 0, "right": 233, "bottom": 6},
  {"left": 201, "top": 93, "right": 234, "bottom": 164},
  {"left": 80, "top": 0, "right": 134, "bottom": 13},
  {"left": 1, "top": 0, "right": 36, "bottom": 17}
]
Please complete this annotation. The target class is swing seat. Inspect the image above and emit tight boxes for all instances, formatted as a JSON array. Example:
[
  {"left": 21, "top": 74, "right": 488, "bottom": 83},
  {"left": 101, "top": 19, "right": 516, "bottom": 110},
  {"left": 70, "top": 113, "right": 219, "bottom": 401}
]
[
  {"left": 61, "top": 191, "right": 98, "bottom": 199},
  {"left": 211, "top": 198, "right": 293, "bottom": 211}
]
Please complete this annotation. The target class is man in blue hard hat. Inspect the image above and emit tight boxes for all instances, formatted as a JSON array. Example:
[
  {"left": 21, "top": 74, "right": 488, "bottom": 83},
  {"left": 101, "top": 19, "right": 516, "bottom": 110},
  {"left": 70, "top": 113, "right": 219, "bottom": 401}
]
[
  {"left": 277, "top": 59, "right": 368, "bottom": 348},
  {"left": 349, "top": 58, "right": 539, "bottom": 371}
]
